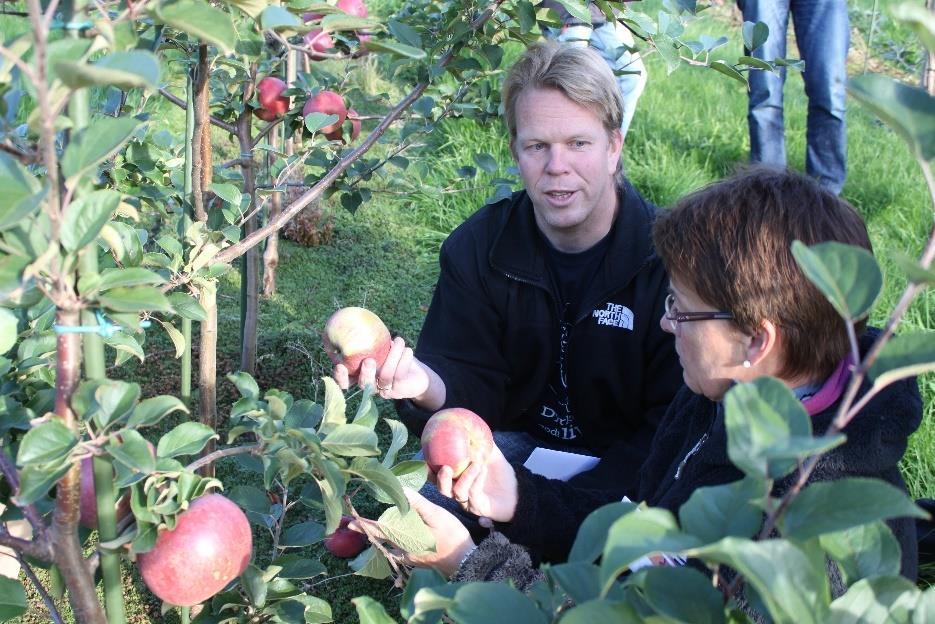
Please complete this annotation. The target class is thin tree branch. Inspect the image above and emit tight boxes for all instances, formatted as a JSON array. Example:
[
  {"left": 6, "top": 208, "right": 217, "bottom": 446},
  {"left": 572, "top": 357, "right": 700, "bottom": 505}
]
[
  {"left": 158, "top": 87, "right": 236, "bottom": 135},
  {"left": 18, "top": 554, "right": 65, "bottom": 624},
  {"left": 184, "top": 444, "right": 261, "bottom": 473}
]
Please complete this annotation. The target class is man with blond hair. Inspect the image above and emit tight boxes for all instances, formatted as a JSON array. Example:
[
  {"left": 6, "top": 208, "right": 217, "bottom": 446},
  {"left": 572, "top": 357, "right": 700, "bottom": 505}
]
[{"left": 336, "top": 42, "right": 680, "bottom": 501}]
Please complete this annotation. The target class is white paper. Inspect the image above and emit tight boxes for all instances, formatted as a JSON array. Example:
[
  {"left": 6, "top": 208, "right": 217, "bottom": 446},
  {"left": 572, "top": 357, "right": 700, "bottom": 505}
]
[{"left": 522, "top": 447, "right": 600, "bottom": 481}]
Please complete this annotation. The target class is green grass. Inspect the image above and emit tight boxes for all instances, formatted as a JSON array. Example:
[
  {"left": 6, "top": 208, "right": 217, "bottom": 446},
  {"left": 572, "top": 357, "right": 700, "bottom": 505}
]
[{"left": 9, "top": 1, "right": 935, "bottom": 622}]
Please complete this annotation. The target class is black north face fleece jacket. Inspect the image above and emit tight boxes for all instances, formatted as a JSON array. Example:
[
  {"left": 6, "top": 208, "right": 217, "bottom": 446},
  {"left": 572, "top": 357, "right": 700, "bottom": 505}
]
[{"left": 397, "top": 183, "right": 682, "bottom": 492}]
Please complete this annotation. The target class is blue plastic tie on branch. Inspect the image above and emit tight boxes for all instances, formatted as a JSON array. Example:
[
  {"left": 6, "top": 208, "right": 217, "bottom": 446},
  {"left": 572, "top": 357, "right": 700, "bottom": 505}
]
[
  {"left": 53, "top": 310, "right": 151, "bottom": 337},
  {"left": 50, "top": 19, "right": 94, "bottom": 31}
]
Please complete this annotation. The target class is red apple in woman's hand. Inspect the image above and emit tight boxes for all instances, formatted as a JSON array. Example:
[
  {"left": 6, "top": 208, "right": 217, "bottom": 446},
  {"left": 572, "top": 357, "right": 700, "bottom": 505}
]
[
  {"left": 322, "top": 306, "right": 391, "bottom": 377},
  {"left": 421, "top": 408, "right": 494, "bottom": 478}
]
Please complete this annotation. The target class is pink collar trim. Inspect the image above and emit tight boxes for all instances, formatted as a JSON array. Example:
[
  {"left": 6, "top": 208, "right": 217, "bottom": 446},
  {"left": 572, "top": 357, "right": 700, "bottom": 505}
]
[{"left": 802, "top": 357, "right": 853, "bottom": 416}]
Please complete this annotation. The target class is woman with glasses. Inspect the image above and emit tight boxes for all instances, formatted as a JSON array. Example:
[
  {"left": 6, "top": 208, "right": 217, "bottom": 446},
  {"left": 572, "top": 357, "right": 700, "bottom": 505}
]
[{"left": 373, "top": 167, "right": 922, "bottom": 587}]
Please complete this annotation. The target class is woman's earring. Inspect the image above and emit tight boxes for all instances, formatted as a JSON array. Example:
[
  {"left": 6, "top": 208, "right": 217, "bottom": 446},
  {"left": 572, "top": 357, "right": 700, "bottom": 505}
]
[{"left": 742, "top": 360, "right": 751, "bottom": 369}]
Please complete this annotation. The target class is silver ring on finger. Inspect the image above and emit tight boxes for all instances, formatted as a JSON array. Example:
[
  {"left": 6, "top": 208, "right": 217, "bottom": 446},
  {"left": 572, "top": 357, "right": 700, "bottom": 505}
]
[{"left": 376, "top": 381, "right": 393, "bottom": 392}]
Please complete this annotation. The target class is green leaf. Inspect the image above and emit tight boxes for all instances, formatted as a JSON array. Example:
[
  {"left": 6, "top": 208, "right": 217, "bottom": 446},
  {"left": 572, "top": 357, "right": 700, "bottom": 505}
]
[
  {"left": 272, "top": 554, "right": 327, "bottom": 579},
  {"left": 350, "top": 547, "right": 392, "bottom": 579},
  {"left": 150, "top": 0, "right": 237, "bottom": 54},
  {"left": 724, "top": 377, "right": 844, "bottom": 480},
  {"left": 318, "top": 377, "right": 346, "bottom": 435},
  {"left": 377, "top": 505, "right": 435, "bottom": 553},
  {"left": 736, "top": 55, "right": 774, "bottom": 71},
  {"left": 305, "top": 112, "right": 340, "bottom": 133},
  {"left": 156, "top": 318, "right": 185, "bottom": 358},
  {"left": 599, "top": 508, "right": 702, "bottom": 594},
  {"left": 547, "top": 562, "right": 601, "bottom": 605},
  {"left": 92, "top": 380, "right": 141, "bottom": 428},
  {"left": 868, "top": 331, "right": 935, "bottom": 388},
  {"left": 631, "top": 566, "right": 725, "bottom": 624},
  {"left": 448, "top": 583, "right": 549, "bottom": 624},
  {"left": 98, "top": 286, "right": 173, "bottom": 313},
  {"left": 281, "top": 595, "right": 332, "bottom": 623},
  {"left": 167, "top": 292, "right": 207, "bottom": 321},
  {"left": 679, "top": 476, "right": 765, "bottom": 544},
  {"left": 473, "top": 153, "right": 499, "bottom": 173},
  {"left": 891, "top": 4, "right": 935, "bottom": 58},
  {"left": 828, "top": 576, "right": 919, "bottom": 623},
  {"left": 209, "top": 183, "right": 242, "bottom": 207},
  {"left": 321, "top": 13, "right": 380, "bottom": 32},
  {"left": 61, "top": 116, "right": 139, "bottom": 188},
  {"left": 56, "top": 51, "right": 160, "bottom": 91},
  {"left": 400, "top": 568, "right": 447, "bottom": 620},
  {"left": 156, "top": 422, "right": 218, "bottom": 458},
  {"left": 321, "top": 423, "right": 379, "bottom": 457},
  {"left": 227, "top": 371, "right": 260, "bottom": 399},
  {"left": 60, "top": 190, "right": 121, "bottom": 252},
  {"left": 0, "top": 309, "right": 17, "bottom": 354},
  {"left": 819, "top": 521, "right": 902, "bottom": 585},
  {"left": 568, "top": 501, "right": 637, "bottom": 563},
  {"left": 695, "top": 537, "right": 830, "bottom": 623},
  {"left": 848, "top": 73, "right": 935, "bottom": 163},
  {"left": 387, "top": 20, "right": 421, "bottom": 47},
  {"left": 0, "top": 153, "right": 43, "bottom": 232},
  {"left": 350, "top": 457, "right": 408, "bottom": 512},
  {"left": 708, "top": 59, "right": 747, "bottom": 84},
  {"left": 14, "top": 460, "right": 70, "bottom": 505},
  {"left": 551, "top": 0, "right": 591, "bottom": 24},
  {"left": 102, "top": 332, "right": 144, "bottom": 364},
  {"left": 17, "top": 420, "right": 77, "bottom": 465},
  {"left": 381, "top": 419, "right": 409, "bottom": 468},
  {"left": 313, "top": 458, "right": 346, "bottom": 534},
  {"left": 224, "top": 0, "right": 267, "bottom": 19},
  {"left": 792, "top": 241, "right": 882, "bottom": 321},
  {"left": 362, "top": 39, "right": 425, "bottom": 59},
  {"left": 352, "top": 384, "right": 379, "bottom": 429},
  {"left": 128, "top": 395, "right": 188, "bottom": 428},
  {"left": 97, "top": 268, "right": 166, "bottom": 291},
  {"left": 106, "top": 429, "right": 155, "bottom": 475},
  {"left": 259, "top": 5, "right": 302, "bottom": 31},
  {"left": 241, "top": 564, "right": 267, "bottom": 608},
  {"left": 0, "top": 576, "right": 27, "bottom": 621},
  {"left": 742, "top": 20, "right": 769, "bottom": 51},
  {"left": 353, "top": 596, "right": 396, "bottom": 624},
  {"left": 780, "top": 478, "right": 927, "bottom": 541},
  {"left": 558, "top": 599, "right": 641, "bottom": 623},
  {"left": 281, "top": 520, "right": 326, "bottom": 547}
]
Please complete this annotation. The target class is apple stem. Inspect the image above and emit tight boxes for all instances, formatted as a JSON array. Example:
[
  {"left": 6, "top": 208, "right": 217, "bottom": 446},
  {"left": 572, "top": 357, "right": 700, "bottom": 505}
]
[{"left": 180, "top": 606, "right": 190, "bottom": 624}]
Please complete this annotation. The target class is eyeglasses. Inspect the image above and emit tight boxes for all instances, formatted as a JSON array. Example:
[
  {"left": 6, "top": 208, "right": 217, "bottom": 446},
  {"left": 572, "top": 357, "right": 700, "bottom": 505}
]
[{"left": 664, "top": 293, "right": 734, "bottom": 325}]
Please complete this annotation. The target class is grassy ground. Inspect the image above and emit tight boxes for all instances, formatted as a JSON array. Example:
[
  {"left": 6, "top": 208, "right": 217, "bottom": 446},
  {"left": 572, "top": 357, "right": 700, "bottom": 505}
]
[{"left": 7, "top": 1, "right": 935, "bottom": 622}]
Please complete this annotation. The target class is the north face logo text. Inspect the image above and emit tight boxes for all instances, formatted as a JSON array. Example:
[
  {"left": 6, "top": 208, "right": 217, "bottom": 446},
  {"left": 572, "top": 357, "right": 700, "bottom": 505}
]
[{"left": 593, "top": 303, "right": 634, "bottom": 330}]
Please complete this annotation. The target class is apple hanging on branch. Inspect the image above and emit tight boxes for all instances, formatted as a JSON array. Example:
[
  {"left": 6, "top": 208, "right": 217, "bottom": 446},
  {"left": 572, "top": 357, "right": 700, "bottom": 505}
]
[
  {"left": 254, "top": 76, "right": 290, "bottom": 121},
  {"left": 137, "top": 494, "right": 252, "bottom": 607},
  {"left": 324, "top": 515, "right": 369, "bottom": 558},
  {"left": 303, "top": 90, "right": 347, "bottom": 135},
  {"left": 421, "top": 408, "right": 494, "bottom": 478},
  {"left": 322, "top": 306, "right": 391, "bottom": 377}
]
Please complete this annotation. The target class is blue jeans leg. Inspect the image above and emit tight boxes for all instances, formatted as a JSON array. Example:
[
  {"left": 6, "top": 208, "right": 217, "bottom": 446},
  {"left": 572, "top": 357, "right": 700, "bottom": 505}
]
[
  {"left": 793, "top": 0, "right": 849, "bottom": 195},
  {"left": 741, "top": 0, "right": 790, "bottom": 168}
]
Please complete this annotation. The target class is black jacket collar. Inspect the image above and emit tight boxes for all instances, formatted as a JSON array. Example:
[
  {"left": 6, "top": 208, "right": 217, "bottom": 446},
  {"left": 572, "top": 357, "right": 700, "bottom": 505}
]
[{"left": 487, "top": 181, "right": 658, "bottom": 293}]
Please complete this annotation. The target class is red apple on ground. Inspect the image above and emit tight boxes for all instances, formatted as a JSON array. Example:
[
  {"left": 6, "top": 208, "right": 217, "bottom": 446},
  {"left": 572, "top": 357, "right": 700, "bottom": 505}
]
[
  {"left": 337, "top": 0, "right": 368, "bottom": 18},
  {"left": 324, "top": 516, "right": 368, "bottom": 558},
  {"left": 322, "top": 306, "right": 391, "bottom": 377},
  {"left": 303, "top": 90, "right": 347, "bottom": 135},
  {"left": 255, "top": 77, "right": 290, "bottom": 121},
  {"left": 304, "top": 28, "right": 335, "bottom": 53},
  {"left": 421, "top": 408, "right": 494, "bottom": 478},
  {"left": 325, "top": 108, "right": 361, "bottom": 143},
  {"left": 137, "top": 494, "right": 252, "bottom": 607}
]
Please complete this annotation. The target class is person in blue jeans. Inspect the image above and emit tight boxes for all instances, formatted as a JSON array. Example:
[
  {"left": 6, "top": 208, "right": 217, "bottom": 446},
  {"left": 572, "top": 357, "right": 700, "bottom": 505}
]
[
  {"left": 740, "top": 0, "right": 849, "bottom": 195},
  {"left": 541, "top": 1, "right": 647, "bottom": 138}
]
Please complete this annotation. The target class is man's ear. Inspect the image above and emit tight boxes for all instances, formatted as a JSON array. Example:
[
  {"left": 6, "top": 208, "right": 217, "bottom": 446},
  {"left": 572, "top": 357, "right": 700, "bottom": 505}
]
[
  {"left": 746, "top": 319, "right": 779, "bottom": 367},
  {"left": 607, "top": 128, "right": 623, "bottom": 172}
]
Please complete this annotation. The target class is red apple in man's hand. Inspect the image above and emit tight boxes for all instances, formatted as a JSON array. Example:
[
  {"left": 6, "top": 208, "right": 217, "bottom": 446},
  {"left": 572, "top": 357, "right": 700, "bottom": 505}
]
[
  {"left": 303, "top": 90, "right": 347, "bottom": 135},
  {"left": 322, "top": 306, "right": 391, "bottom": 377},
  {"left": 421, "top": 408, "right": 494, "bottom": 478},
  {"left": 137, "top": 494, "right": 252, "bottom": 607},
  {"left": 337, "top": 0, "right": 368, "bottom": 18},
  {"left": 324, "top": 515, "right": 369, "bottom": 558},
  {"left": 255, "top": 77, "right": 290, "bottom": 121}
]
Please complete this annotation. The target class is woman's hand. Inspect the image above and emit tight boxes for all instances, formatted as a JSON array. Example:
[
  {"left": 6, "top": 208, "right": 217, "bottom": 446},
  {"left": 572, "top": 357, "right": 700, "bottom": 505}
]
[
  {"left": 435, "top": 445, "right": 518, "bottom": 523},
  {"left": 350, "top": 489, "right": 476, "bottom": 578}
]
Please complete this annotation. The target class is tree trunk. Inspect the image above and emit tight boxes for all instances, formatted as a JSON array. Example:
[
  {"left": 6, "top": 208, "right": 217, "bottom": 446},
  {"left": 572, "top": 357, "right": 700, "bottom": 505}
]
[
  {"left": 238, "top": 79, "right": 259, "bottom": 375},
  {"left": 51, "top": 310, "right": 107, "bottom": 624},
  {"left": 191, "top": 45, "right": 210, "bottom": 222},
  {"left": 925, "top": 1, "right": 935, "bottom": 95},
  {"left": 263, "top": 129, "right": 282, "bottom": 297},
  {"left": 198, "top": 285, "right": 218, "bottom": 478}
]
